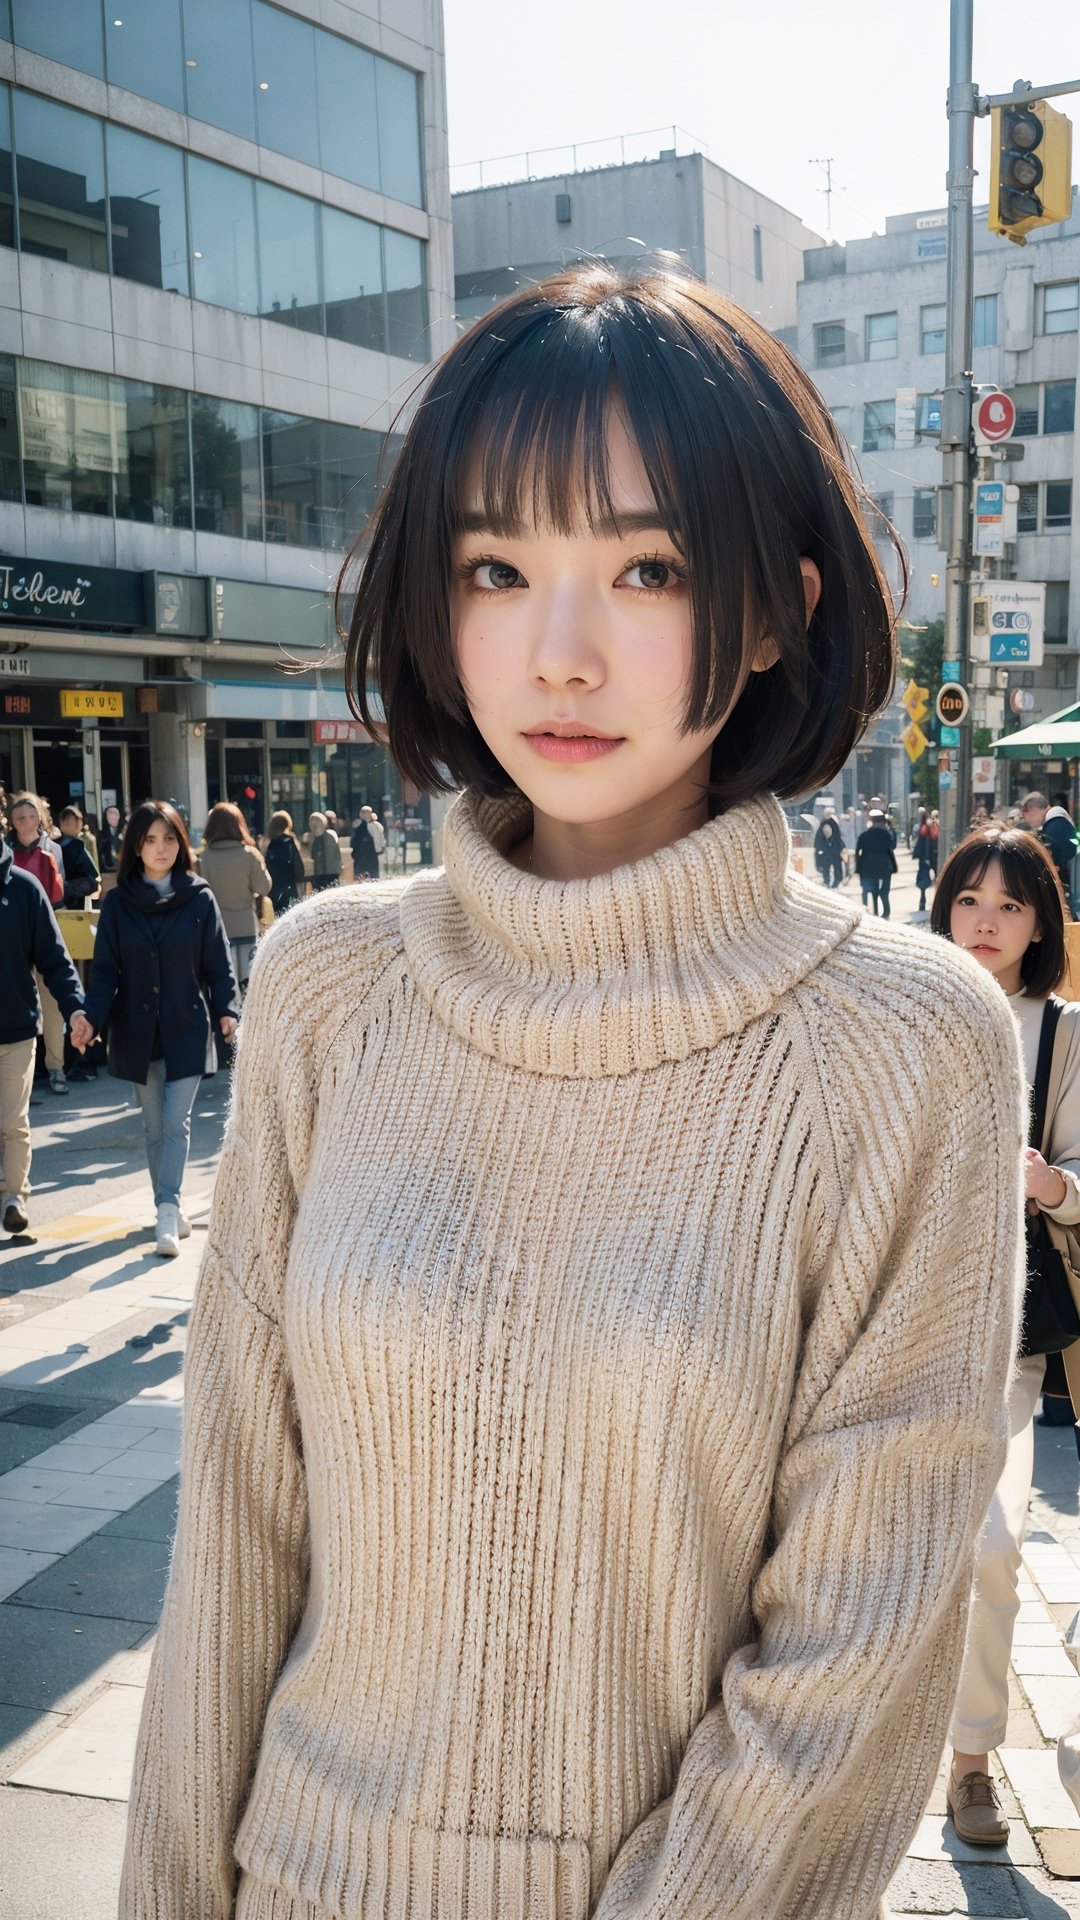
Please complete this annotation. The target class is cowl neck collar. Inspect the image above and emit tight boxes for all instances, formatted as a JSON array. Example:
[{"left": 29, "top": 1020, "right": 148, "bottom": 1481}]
[{"left": 398, "top": 788, "right": 862, "bottom": 1078}]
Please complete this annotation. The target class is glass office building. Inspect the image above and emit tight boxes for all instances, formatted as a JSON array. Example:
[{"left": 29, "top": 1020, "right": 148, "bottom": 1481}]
[{"left": 0, "top": 0, "right": 452, "bottom": 846}]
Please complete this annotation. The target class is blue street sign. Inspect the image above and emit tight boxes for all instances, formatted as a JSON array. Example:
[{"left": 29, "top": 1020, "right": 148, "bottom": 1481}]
[
  {"left": 939, "top": 771, "right": 954, "bottom": 789},
  {"left": 942, "top": 659, "right": 962, "bottom": 682},
  {"left": 976, "top": 481, "right": 1004, "bottom": 515},
  {"left": 940, "top": 725, "right": 960, "bottom": 747}
]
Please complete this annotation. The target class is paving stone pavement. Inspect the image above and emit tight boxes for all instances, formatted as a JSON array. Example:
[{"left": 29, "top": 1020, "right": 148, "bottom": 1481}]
[{"left": 3, "top": 878, "right": 1080, "bottom": 1917}]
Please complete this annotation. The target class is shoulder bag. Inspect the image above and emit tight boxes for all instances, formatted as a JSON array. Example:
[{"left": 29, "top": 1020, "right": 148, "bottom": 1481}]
[{"left": 1020, "top": 995, "right": 1080, "bottom": 1356}]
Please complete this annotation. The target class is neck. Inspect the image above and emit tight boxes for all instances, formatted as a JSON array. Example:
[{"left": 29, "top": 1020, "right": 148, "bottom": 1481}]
[{"left": 509, "top": 767, "right": 713, "bottom": 883}]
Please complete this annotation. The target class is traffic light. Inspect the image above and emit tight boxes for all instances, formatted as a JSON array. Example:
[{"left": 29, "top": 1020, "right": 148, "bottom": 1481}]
[{"left": 989, "top": 100, "right": 1073, "bottom": 245}]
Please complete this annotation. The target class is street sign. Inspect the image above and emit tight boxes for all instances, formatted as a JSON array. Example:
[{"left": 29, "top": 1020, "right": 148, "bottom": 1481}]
[
  {"left": 936, "top": 682, "right": 971, "bottom": 726},
  {"left": 901, "top": 678, "right": 930, "bottom": 723},
  {"left": 940, "top": 724, "right": 961, "bottom": 746},
  {"left": 970, "top": 581, "right": 1046, "bottom": 668},
  {"left": 974, "top": 480, "right": 1005, "bottom": 556},
  {"left": 900, "top": 719, "right": 929, "bottom": 763},
  {"left": 940, "top": 771, "right": 954, "bottom": 790},
  {"left": 942, "top": 658, "right": 962, "bottom": 682},
  {"left": 1010, "top": 687, "right": 1036, "bottom": 713},
  {"left": 973, "top": 391, "right": 1016, "bottom": 443}
]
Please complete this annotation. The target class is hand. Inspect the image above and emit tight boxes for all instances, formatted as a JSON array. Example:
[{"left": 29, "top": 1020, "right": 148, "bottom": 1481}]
[
  {"left": 219, "top": 1016, "right": 237, "bottom": 1043},
  {"left": 1025, "top": 1146, "right": 1069, "bottom": 1212},
  {"left": 69, "top": 1011, "right": 94, "bottom": 1053}
]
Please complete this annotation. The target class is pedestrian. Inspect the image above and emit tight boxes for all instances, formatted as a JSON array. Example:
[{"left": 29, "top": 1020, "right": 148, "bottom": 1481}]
[
  {"left": 264, "top": 810, "right": 306, "bottom": 916},
  {"left": 8, "top": 792, "right": 68, "bottom": 1095},
  {"left": 854, "top": 806, "right": 898, "bottom": 917},
  {"left": 57, "top": 805, "right": 101, "bottom": 910},
  {"left": 0, "top": 819, "right": 84, "bottom": 1234},
  {"left": 73, "top": 800, "right": 238, "bottom": 1259},
  {"left": 308, "top": 810, "right": 341, "bottom": 892},
  {"left": 813, "top": 810, "right": 844, "bottom": 888},
  {"left": 1020, "top": 790, "right": 1079, "bottom": 915},
  {"left": 97, "top": 803, "right": 123, "bottom": 873},
  {"left": 197, "top": 801, "right": 272, "bottom": 996},
  {"left": 120, "top": 263, "right": 1025, "bottom": 1920},
  {"left": 362, "top": 805, "right": 386, "bottom": 864},
  {"left": 931, "top": 825, "right": 1080, "bottom": 1846},
  {"left": 349, "top": 810, "right": 379, "bottom": 881}
]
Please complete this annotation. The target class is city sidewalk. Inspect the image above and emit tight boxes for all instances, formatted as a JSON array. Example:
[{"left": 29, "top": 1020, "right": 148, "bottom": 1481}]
[{"left": 3, "top": 868, "right": 1080, "bottom": 1918}]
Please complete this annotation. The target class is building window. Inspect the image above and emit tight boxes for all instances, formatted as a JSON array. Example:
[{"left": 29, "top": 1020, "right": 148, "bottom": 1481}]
[
  {"left": 374, "top": 54, "right": 424, "bottom": 207},
  {"left": 1016, "top": 483, "right": 1038, "bottom": 532},
  {"left": 865, "top": 311, "right": 897, "bottom": 361},
  {"left": 814, "top": 322, "right": 845, "bottom": 368},
  {"left": 752, "top": 225, "right": 762, "bottom": 282},
  {"left": 0, "top": 86, "right": 12, "bottom": 254},
  {"left": 871, "top": 491, "right": 894, "bottom": 521},
  {"left": 920, "top": 303, "right": 946, "bottom": 353},
  {"left": 315, "top": 32, "right": 380, "bottom": 193},
  {"left": 1045, "top": 481, "right": 1072, "bottom": 529},
  {"left": 1013, "top": 384, "right": 1039, "bottom": 436},
  {"left": 384, "top": 229, "right": 428, "bottom": 361},
  {"left": 322, "top": 206, "right": 385, "bottom": 353},
  {"left": 1046, "top": 582, "right": 1070, "bottom": 644},
  {"left": 1056, "top": 655, "right": 1074, "bottom": 688},
  {"left": 262, "top": 411, "right": 329, "bottom": 550},
  {"left": 105, "top": 123, "right": 189, "bottom": 297},
  {"left": 188, "top": 156, "right": 259, "bottom": 315},
  {"left": 916, "top": 393, "right": 942, "bottom": 437},
  {"left": 113, "top": 378, "right": 192, "bottom": 528},
  {"left": 1042, "top": 281, "right": 1080, "bottom": 335},
  {"left": 191, "top": 395, "right": 263, "bottom": 541},
  {"left": 862, "top": 400, "right": 895, "bottom": 452},
  {"left": 973, "top": 292, "right": 998, "bottom": 347},
  {"left": 180, "top": 0, "right": 257, "bottom": 144},
  {"left": 11, "top": 0, "right": 104, "bottom": 77},
  {"left": 105, "top": 1, "right": 184, "bottom": 112},
  {"left": 252, "top": 2, "right": 320, "bottom": 171},
  {"left": 0, "top": 353, "right": 21, "bottom": 502},
  {"left": 12, "top": 91, "right": 107, "bottom": 273},
  {"left": 1044, "top": 380, "right": 1076, "bottom": 435},
  {"left": 19, "top": 357, "right": 115, "bottom": 516},
  {"left": 912, "top": 488, "right": 936, "bottom": 539},
  {"left": 255, "top": 179, "right": 321, "bottom": 333}
]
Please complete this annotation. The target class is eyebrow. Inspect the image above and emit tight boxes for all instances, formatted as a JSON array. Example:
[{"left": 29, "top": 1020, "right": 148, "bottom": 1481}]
[{"left": 456, "top": 509, "right": 677, "bottom": 539}]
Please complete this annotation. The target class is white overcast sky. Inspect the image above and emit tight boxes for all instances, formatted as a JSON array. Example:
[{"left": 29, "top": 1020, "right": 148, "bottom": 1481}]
[{"left": 443, "top": 0, "right": 1080, "bottom": 244}]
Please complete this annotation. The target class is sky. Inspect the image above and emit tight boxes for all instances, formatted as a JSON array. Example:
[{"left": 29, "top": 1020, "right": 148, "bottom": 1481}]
[{"left": 443, "top": 0, "right": 1080, "bottom": 244}]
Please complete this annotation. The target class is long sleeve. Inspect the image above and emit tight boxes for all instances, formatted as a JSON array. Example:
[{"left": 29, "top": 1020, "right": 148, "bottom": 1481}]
[
  {"left": 82, "top": 892, "right": 121, "bottom": 1033},
  {"left": 1042, "top": 1004, "right": 1080, "bottom": 1227},
  {"left": 120, "top": 923, "right": 312, "bottom": 1918},
  {"left": 200, "top": 893, "right": 240, "bottom": 1023},
  {"left": 593, "top": 989, "right": 1025, "bottom": 1920},
  {"left": 31, "top": 891, "right": 84, "bottom": 1022}
]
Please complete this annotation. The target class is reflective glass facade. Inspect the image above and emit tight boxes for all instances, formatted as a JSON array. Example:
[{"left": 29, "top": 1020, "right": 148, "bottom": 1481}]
[
  {"left": 6, "top": 354, "right": 394, "bottom": 552},
  {"left": 8, "top": 0, "right": 424, "bottom": 209},
  {"left": 0, "top": 86, "right": 428, "bottom": 359}
]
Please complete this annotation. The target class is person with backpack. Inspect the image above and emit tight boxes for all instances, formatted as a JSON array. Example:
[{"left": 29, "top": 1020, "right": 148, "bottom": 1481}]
[
  {"left": 1021, "top": 791, "right": 1079, "bottom": 915},
  {"left": 58, "top": 805, "right": 101, "bottom": 910}
]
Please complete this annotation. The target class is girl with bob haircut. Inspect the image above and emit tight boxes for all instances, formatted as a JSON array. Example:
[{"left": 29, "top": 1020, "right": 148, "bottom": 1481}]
[
  {"left": 931, "top": 826, "right": 1080, "bottom": 1847},
  {"left": 72, "top": 801, "right": 237, "bottom": 1258},
  {"left": 122, "top": 265, "right": 1026, "bottom": 1920}
]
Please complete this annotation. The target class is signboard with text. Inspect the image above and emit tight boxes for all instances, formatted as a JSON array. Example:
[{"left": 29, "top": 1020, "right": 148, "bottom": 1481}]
[
  {"left": 974, "top": 480, "right": 1004, "bottom": 556},
  {"left": 970, "top": 582, "right": 1045, "bottom": 667},
  {"left": 0, "top": 556, "right": 144, "bottom": 629}
]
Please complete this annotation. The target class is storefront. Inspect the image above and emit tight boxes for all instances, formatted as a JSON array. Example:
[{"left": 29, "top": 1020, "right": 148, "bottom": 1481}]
[{"left": 991, "top": 703, "right": 1080, "bottom": 810}]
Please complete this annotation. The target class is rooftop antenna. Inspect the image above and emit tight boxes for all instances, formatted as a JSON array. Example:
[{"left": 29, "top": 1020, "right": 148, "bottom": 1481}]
[{"left": 810, "top": 156, "right": 836, "bottom": 235}]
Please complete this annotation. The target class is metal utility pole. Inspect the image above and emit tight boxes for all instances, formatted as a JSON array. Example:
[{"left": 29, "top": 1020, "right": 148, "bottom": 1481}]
[{"left": 940, "top": 0, "right": 976, "bottom": 856}]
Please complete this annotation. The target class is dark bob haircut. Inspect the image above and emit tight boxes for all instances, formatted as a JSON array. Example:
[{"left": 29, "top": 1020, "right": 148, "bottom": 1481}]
[
  {"left": 930, "top": 826, "right": 1067, "bottom": 997},
  {"left": 340, "top": 260, "right": 903, "bottom": 814},
  {"left": 117, "top": 800, "right": 194, "bottom": 885}
]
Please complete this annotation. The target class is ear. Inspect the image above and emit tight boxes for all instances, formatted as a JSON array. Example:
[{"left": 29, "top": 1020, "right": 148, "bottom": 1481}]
[{"left": 749, "top": 556, "right": 824, "bottom": 675}]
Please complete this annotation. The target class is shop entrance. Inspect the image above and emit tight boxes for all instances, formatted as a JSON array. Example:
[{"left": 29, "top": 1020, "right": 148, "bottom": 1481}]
[
  {"left": 31, "top": 732, "right": 82, "bottom": 821},
  {"left": 31, "top": 729, "right": 149, "bottom": 824}
]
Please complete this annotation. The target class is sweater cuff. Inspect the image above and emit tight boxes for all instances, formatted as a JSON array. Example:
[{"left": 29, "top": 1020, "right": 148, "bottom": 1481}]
[{"left": 1044, "top": 1168, "right": 1080, "bottom": 1228}]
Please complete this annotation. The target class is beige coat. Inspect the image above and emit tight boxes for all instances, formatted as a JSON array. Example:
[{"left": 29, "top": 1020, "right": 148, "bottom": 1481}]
[{"left": 197, "top": 842, "right": 272, "bottom": 942}]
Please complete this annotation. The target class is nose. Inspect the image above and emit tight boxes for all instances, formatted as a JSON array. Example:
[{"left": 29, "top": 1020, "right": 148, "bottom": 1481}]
[{"left": 525, "top": 575, "right": 608, "bottom": 691}]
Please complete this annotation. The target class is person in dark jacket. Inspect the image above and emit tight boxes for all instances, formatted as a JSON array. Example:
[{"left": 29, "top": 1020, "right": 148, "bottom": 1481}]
[
  {"left": 813, "top": 814, "right": 845, "bottom": 889},
  {"left": 854, "top": 808, "right": 899, "bottom": 919},
  {"left": 96, "top": 804, "right": 123, "bottom": 874},
  {"left": 265, "top": 810, "right": 306, "bottom": 915},
  {"left": 350, "top": 814, "right": 380, "bottom": 881},
  {"left": 0, "top": 834, "right": 84, "bottom": 1233},
  {"left": 58, "top": 805, "right": 101, "bottom": 910},
  {"left": 75, "top": 800, "right": 238, "bottom": 1258},
  {"left": 1021, "top": 791, "right": 1079, "bottom": 915}
]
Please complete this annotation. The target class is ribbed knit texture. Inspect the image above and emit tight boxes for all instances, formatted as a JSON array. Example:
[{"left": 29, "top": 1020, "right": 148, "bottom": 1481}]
[{"left": 120, "top": 789, "right": 1026, "bottom": 1920}]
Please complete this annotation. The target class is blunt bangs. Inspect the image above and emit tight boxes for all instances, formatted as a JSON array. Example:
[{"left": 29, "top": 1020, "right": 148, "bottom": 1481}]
[
  {"left": 930, "top": 826, "right": 1067, "bottom": 996},
  {"left": 341, "top": 261, "right": 902, "bottom": 811}
]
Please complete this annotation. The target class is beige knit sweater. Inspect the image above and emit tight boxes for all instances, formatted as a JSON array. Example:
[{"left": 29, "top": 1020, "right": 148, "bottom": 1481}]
[{"left": 120, "top": 789, "right": 1026, "bottom": 1920}]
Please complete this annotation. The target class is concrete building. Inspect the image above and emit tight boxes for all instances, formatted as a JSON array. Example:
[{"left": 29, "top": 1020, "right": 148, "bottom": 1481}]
[
  {"left": 796, "top": 197, "right": 1080, "bottom": 804},
  {"left": 0, "top": 0, "right": 453, "bottom": 846},
  {"left": 453, "top": 145, "right": 824, "bottom": 334}
]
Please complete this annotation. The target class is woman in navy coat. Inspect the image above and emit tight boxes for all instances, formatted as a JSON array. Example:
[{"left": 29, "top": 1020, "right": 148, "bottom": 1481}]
[{"left": 76, "top": 800, "right": 238, "bottom": 1257}]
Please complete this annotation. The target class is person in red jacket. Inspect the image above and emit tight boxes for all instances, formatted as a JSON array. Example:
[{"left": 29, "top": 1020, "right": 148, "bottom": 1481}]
[{"left": 9, "top": 792, "right": 68, "bottom": 1095}]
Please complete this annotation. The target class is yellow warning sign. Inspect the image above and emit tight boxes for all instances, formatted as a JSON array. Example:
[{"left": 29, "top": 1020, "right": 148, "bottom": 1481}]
[
  {"left": 901, "top": 719, "right": 929, "bottom": 764},
  {"left": 901, "top": 679, "right": 930, "bottom": 724},
  {"left": 59, "top": 689, "right": 124, "bottom": 719}
]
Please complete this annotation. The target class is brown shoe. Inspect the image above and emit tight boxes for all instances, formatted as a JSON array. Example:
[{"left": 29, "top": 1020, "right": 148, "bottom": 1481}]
[{"left": 947, "top": 1769, "right": 1009, "bottom": 1846}]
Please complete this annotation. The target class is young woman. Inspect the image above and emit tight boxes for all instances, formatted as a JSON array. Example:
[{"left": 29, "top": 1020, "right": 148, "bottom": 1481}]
[
  {"left": 197, "top": 801, "right": 272, "bottom": 995},
  {"left": 264, "top": 809, "right": 306, "bottom": 916},
  {"left": 930, "top": 826, "right": 1080, "bottom": 1847},
  {"left": 121, "top": 266, "right": 1026, "bottom": 1920},
  {"left": 72, "top": 801, "right": 238, "bottom": 1258},
  {"left": 9, "top": 792, "right": 67, "bottom": 1094}
]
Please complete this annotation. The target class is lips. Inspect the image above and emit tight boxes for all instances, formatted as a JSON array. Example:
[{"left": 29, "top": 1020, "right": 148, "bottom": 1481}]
[{"left": 522, "top": 722, "right": 621, "bottom": 740}]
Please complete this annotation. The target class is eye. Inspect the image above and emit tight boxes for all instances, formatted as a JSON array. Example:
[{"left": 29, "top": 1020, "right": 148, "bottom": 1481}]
[
  {"left": 460, "top": 557, "right": 526, "bottom": 592},
  {"left": 618, "top": 556, "right": 687, "bottom": 593}
]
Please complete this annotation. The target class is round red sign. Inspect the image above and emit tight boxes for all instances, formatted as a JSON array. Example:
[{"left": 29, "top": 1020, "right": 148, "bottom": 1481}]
[{"left": 974, "top": 392, "right": 1017, "bottom": 443}]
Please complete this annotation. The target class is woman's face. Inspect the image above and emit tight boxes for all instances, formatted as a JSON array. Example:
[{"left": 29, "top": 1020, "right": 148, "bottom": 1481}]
[
  {"left": 106, "top": 806, "right": 120, "bottom": 828},
  {"left": 949, "top": 855, "right": 1039, "bottom": 995},
  {"left": 140, "top": 818, "right": 180, "bottom": 875},
  {"left": 11, "top": 804, "right": 39, "bottom": 847}
]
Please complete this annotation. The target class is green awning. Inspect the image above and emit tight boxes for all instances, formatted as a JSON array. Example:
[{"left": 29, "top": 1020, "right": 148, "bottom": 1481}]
[{"left": 991, "top": 702, "right": 1080, "bottom": 758}]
